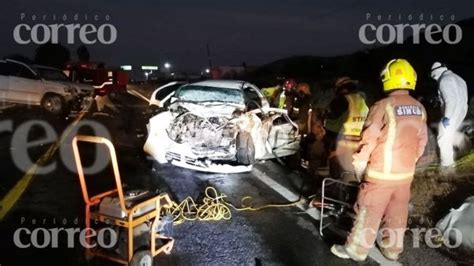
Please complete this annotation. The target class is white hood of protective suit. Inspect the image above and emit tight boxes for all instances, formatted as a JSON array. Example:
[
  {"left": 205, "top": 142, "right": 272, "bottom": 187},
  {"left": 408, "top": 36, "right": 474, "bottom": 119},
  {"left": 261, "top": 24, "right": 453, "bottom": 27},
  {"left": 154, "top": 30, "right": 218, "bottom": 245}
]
[{"left": 431, "top": 62, "right": 448, "bottom": 81}]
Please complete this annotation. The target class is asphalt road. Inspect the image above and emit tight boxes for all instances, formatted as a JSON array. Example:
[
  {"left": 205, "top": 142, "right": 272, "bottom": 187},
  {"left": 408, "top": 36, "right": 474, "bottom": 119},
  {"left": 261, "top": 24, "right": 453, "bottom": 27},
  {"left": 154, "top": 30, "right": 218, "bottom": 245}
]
[{"left": 0, "top": 92, "right": 455, "bottom": 265}]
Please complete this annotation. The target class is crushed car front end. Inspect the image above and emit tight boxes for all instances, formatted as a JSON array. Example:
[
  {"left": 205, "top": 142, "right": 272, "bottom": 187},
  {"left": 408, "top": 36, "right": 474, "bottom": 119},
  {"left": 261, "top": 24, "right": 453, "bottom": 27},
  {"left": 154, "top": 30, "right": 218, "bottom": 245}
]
[
  {"left": 144, "top": 102, "right": 258, "bottom": 173},
  {"left": 144, "top": 81, "right": 300, "bottom": 173}
]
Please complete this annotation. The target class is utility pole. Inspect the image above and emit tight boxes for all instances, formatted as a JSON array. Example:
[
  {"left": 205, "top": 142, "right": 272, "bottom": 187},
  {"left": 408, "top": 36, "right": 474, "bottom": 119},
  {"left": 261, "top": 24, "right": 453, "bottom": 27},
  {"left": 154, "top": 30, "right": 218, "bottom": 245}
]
[{"left": 206, "top": 43, "right": 213, "bottom": 71}]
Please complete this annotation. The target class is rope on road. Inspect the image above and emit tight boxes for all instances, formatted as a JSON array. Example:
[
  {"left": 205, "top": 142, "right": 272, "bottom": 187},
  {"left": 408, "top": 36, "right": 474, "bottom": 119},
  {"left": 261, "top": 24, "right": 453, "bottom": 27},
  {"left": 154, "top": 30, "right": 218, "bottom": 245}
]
[
  {"left": 166, "top": 186, "right": 301, "bottom": 225},
  {"left": 229, "top": 195, "right": 301, "bottom": 212}
]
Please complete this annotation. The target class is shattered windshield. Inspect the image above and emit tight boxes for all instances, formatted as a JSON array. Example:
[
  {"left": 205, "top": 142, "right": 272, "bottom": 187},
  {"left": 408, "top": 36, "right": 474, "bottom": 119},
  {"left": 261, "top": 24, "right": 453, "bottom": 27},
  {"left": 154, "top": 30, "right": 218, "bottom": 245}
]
[{"left": 176, "top": 85, "right": 244, "bottom": 104}]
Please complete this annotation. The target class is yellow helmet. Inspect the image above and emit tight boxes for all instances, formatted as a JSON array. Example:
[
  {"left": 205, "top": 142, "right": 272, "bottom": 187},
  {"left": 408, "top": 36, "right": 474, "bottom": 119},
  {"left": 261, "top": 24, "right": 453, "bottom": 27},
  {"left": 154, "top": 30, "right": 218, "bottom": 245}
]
[{"left": 380, "top": 59, "right": 417, "bottom": 92}]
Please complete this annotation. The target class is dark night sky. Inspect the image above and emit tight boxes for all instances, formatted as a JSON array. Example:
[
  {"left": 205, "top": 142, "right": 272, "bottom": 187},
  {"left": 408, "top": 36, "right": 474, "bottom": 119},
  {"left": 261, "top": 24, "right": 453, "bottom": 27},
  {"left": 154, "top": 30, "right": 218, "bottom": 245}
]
[{"left": 1, "top": 0, "right": 472, "bottom": 71}]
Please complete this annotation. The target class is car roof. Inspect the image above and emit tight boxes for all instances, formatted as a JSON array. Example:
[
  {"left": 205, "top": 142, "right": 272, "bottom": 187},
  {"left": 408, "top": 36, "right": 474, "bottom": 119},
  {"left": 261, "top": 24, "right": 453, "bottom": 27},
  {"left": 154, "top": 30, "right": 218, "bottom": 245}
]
[
  {"left": 191, "top": 80, "right": 248, "bottom": 90},
  {"left": 32, "top": 65, "right": 62, "bottom": 71},
  {"left": 3, "top": 59, "right": 38, "bottom": 74}
]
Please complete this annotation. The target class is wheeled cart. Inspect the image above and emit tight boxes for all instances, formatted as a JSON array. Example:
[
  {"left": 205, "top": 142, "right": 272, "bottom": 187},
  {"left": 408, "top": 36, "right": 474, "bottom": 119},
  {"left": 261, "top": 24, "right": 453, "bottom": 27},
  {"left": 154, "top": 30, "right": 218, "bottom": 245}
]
[{"left": 72, "top": 135, "right": 175, "bottom": 266}]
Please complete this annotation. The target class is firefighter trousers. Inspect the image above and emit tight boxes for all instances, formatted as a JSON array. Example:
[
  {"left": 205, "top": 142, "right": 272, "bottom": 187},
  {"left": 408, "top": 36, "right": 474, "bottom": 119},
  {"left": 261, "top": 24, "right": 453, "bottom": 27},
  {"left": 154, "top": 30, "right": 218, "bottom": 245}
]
[{"left": 345, "top": 181, "right": 411, "bottom": 257}]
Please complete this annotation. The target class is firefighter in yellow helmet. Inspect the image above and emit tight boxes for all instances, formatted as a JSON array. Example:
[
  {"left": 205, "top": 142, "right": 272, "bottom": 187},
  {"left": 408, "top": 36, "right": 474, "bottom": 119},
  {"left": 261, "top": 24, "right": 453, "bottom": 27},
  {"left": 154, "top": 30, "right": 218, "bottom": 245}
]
[
  {"left": 324, "top": 76, "right": 369, "bottom": 180},
  {"left": 331, "top": 59, "right": 428, "bottom": 262}
]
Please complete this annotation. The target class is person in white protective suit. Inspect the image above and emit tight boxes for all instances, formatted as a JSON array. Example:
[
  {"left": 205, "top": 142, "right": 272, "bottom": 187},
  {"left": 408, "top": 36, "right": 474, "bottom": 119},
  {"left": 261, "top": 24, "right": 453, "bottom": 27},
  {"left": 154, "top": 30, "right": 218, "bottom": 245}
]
[{"left": 431, "top": 62, "right": 469, "bottom": 167}]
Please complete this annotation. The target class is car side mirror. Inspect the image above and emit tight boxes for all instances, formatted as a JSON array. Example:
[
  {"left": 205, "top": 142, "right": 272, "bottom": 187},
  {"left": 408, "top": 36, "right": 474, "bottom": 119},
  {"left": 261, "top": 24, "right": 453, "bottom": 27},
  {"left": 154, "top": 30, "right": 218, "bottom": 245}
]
[{"left": 162, "top": 97, "right": 177, "bottom": 109}]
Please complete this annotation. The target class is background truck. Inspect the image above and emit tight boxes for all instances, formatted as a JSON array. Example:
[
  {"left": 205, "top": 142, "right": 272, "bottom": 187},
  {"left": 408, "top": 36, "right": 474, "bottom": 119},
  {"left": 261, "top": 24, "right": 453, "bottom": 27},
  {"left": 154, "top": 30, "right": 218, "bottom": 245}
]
[{"left": 64, "top": 62, "right": 128, "bottom": 96}]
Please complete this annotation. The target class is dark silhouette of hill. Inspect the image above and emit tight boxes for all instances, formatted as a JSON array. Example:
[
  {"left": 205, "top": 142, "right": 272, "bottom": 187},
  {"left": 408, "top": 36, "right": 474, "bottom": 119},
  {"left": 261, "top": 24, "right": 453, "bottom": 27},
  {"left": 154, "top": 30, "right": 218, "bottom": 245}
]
[{"left": 249, "top": 17, "right": 474, "bottom": 98}]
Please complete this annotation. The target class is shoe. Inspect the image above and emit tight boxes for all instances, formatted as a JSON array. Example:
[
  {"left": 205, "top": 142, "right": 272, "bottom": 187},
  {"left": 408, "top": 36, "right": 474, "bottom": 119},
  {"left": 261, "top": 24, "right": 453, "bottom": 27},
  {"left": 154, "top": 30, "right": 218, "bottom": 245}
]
[
  {"left": 330, "top": 245, "right": 367, "bottom": 262},
  {"left": 330, "top": 245, "right": 350, "bottom": 259},
  {"left": 379, "top": 247, "right": 400, "bottom": 261}
]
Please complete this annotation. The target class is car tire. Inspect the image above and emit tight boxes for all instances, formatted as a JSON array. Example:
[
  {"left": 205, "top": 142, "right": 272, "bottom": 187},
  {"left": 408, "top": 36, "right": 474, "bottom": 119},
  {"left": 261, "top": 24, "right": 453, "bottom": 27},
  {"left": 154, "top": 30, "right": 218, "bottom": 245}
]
[
  {"left": 41, "top": 94, "right": 65, "bottom": 115},
  {"left": 130, "top": 250, "right": 153, "bottom": 266},
  {"left": 236, "top": 131, "right": 256, "bottom": 165}
]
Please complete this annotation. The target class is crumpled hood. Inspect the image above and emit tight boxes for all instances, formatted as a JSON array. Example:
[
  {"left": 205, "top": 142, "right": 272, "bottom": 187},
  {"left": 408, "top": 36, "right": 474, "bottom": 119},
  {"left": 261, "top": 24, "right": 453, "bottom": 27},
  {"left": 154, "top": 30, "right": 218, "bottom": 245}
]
[{"left": 170, "top": 102, "right": 245, "bottom": 118}]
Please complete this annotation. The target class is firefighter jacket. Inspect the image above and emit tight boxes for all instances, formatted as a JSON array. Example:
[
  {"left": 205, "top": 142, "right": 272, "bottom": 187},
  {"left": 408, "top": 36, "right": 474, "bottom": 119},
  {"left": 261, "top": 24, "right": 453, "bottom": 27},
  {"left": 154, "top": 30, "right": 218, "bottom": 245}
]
[{"left": 353, "top": 90, "right": 428, "bottom": 184}]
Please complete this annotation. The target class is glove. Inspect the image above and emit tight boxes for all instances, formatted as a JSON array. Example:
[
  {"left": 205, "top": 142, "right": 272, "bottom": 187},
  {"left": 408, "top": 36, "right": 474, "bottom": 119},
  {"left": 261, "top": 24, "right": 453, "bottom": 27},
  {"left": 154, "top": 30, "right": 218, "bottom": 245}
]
[
  {"left": 441, "top": 117, "right": 450, "bottom": 128},
  {"left": 353, "top": 160, "right": 368, "bottom": 181}
]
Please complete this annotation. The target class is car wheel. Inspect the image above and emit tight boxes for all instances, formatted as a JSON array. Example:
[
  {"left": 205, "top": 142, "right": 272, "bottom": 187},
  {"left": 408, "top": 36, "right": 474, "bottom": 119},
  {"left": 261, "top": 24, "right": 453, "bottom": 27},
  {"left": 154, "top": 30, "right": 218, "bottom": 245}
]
[
  {"left": 236, "top": 131, "right": 256, "bottom": 165},
  {"left": 130, "top": 250, "right": 153, "bottom": 266},
  {"left": 41, "top": 94, "right": 64, "bottom": 115}
]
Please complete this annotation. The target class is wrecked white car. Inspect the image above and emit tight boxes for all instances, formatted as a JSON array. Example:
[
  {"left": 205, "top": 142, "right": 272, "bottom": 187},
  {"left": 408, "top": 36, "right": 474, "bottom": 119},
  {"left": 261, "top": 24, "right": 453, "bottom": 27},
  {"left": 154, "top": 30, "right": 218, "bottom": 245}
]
[{"left": 143, "top": 80, "right": 300, "bottom": 173}]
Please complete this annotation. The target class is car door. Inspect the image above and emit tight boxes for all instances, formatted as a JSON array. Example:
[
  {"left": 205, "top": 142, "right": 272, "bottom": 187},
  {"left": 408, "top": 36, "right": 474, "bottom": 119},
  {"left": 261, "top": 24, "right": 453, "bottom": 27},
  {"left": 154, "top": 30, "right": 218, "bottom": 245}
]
[
  {"left": 251, "top": 107, "right": 300, "bottom": 160},
  {"left": 265, "top": 111, "right": 300, "bottom": 158},
  {"left": 242, "top": 83, "right": 269, "bottom": 110},
  {"left": 6, "top": 61, "right": 42, "bottom": 105},
  {"left": 0, "top": 61, "right": 9, "bottom": 103},
  {"left": 242, "top": 83, "right": 299, "bottom": 159},
  {"left": 149, "top": 82, "right": 185, "bottom": 108}
]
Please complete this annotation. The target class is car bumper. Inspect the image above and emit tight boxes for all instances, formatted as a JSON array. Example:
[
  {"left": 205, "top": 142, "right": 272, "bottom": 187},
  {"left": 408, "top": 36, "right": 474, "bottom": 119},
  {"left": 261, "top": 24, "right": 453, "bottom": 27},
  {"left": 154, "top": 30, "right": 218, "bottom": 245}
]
[{"left": 170, "top": 157, "right": 252, "bottom": 173}]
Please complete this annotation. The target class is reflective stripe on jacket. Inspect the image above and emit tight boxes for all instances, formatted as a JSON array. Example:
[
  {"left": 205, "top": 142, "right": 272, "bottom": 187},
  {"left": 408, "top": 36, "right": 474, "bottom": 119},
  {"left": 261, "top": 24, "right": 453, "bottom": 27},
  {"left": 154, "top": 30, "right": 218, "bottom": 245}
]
[
  {"left": 354, "top": 90, "right": 428, "bottom": 183},
  {"left": 326, "top": 93, "right": 369, "bottom": 137}
]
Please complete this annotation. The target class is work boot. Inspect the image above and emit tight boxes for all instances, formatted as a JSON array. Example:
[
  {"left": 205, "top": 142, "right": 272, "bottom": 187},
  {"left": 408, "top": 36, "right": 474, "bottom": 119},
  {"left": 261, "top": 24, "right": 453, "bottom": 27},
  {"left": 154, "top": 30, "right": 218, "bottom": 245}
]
[
  {"left": 330, "top": 245, "right": 350, "bottom": 259},
  {"left": 330, "top": 245, "right": 367, "bottom": 262},
  {"left": 379, "top": 247, "right": 400, "bottom": 261}
]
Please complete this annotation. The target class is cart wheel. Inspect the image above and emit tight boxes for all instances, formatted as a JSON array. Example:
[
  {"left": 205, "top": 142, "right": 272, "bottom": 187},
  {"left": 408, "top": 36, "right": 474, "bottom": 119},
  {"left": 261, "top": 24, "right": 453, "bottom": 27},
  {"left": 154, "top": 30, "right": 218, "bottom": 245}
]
[{"left": 130, "top": 250, "right": 153, "bottom": 266}]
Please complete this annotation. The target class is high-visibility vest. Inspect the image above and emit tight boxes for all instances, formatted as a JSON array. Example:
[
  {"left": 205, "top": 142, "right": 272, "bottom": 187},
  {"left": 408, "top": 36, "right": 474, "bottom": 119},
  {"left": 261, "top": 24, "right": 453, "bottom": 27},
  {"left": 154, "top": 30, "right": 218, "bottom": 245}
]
[
  {"left": 261, "top": 86, "right": 286, "bottom": 108},
  {"left": 261, "top": 87, "right": 278, "bottom": 98},
  {"left": 344, "top": 93, "right": 369, "bottom": 136},
  {"left": 278, "top": 92, "right": 286, "bottom": 109},
  {"left": 326, "top": 93, "right": 369, "bottom": 136}
]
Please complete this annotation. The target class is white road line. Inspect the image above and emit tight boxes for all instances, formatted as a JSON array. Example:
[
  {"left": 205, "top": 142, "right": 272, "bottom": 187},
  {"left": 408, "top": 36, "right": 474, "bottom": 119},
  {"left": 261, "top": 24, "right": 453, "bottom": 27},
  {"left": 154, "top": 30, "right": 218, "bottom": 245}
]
[
  {"left": 252, "top": 167, "right": 320, "bottom": 220},
  {"left": 368, "top": 249, "right": 401, "bottom": 266},
  {"left": 252, "top": 166, "right": 401, "bottom": 266},
  {"left": 127, "top": 89, "right": 150, "bottom": 103},
  {"left": 0, "top": 104, "right": 90, "bottom": 220}
]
